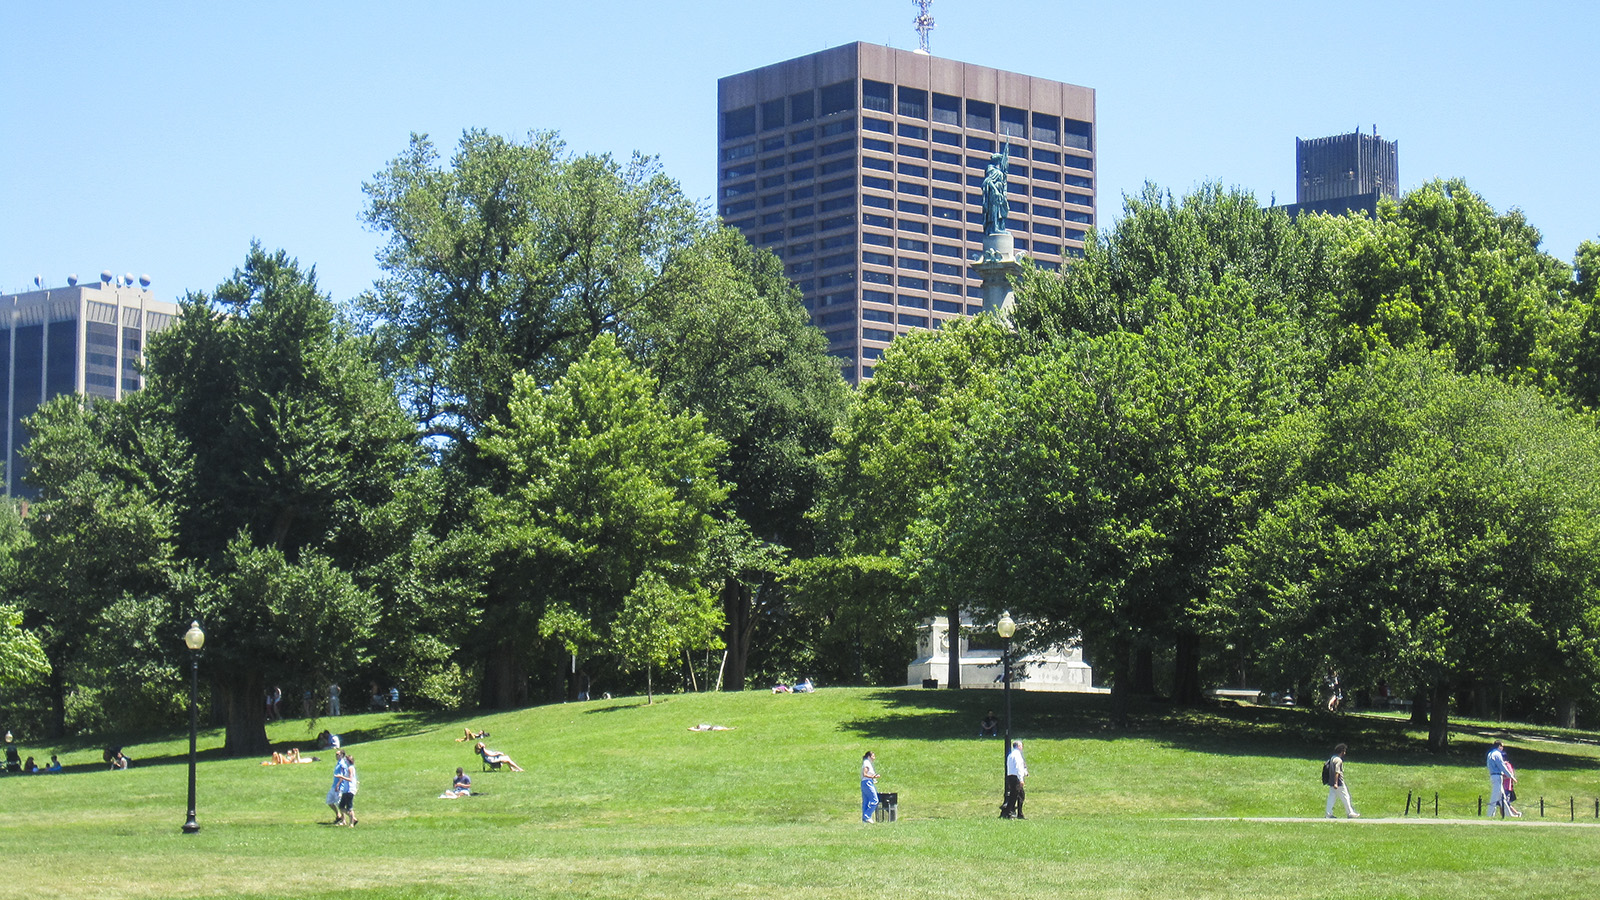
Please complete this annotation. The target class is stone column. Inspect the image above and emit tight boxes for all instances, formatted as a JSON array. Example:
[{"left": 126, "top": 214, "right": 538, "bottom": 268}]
[{"left": 972, "top": 231, "right": 1025, "bottom": 323}]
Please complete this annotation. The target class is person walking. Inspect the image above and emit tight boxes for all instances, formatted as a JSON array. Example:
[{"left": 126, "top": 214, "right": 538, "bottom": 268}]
[
  {"left": 1487, "top": 740, "right": 1512, "bottom": 817},
  {"left": 860, "top": 750, "right": 880, "bottom": 823},
  {"left": 326, "top": 748, "right": 349, "bottom": 825},
  {"left": 336, "top": 754, "right": 360, "bottom": 827},
  {"left": 1001, "top": 740, "right": 1028, "bottom": 819},
  {"left": 1501, "top": 752, "right": 1522, "bottom": 817},
  {"left": 1324, "top": 743, "right": 1359, "bottom": 818}
]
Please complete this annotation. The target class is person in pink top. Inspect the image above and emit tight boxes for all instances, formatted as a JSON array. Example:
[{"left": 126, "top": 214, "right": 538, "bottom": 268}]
[{"left": 1502, "top": 754, "right": 1522, "bottom": 817}]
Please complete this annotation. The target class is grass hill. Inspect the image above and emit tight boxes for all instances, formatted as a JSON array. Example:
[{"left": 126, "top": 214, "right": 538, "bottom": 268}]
[{"left": 4, "top": 687, "right": 1600, "bottom": 899}]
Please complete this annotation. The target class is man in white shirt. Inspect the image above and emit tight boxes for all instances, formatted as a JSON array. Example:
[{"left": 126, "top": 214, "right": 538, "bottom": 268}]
[
  {"left": 1486, "top": 740, "right": 1510, "bottom": 817},
  {"left": 1001, "top": 740, "right": 1028, "bottom": 819}
]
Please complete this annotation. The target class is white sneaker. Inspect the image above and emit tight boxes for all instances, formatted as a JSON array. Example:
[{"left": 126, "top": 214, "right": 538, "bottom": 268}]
[{"left": 1348, "top": 813, "right": 1361, "bottom": 818}]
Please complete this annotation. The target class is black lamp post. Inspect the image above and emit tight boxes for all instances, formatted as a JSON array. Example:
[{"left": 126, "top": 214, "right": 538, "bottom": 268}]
[
  {"left": 996, "top": 612, "right": 1016, "bottom": 776},
  {"left": 182, "top": 620, "right": 205, "bottom": 834}
]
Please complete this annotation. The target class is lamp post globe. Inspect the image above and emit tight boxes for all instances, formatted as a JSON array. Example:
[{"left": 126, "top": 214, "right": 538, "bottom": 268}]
[{"left": 182, "top": 621, "right": 205, "bottom": 834}]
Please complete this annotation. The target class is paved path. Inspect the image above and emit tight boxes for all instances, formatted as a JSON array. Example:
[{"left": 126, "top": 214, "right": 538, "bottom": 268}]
[{"left": 1181, "top": 816, "right": 1600, "bottom": 828}]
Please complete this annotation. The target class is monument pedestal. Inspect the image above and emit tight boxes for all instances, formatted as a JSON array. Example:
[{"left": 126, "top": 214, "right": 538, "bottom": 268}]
[{"left": 972, "top": 231, "right": 1025, "bottom": 321}]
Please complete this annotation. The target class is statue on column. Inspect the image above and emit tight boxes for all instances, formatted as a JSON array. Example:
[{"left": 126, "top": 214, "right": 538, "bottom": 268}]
[{"left": 982, "top": 144, "right": 1010, "bottom": 235}]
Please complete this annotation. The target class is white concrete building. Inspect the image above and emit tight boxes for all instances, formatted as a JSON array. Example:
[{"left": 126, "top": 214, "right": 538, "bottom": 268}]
[{"left": 906, "top": 614, "right": 1099, "bottom": 692}]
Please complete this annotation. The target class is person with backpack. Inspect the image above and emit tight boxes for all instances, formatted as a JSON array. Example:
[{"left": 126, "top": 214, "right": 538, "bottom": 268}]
[{"left": 1323, "top": 743, "right": 1360, "bottom": 818}]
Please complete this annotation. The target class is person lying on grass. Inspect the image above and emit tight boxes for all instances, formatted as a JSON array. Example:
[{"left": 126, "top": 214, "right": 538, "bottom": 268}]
[
  {"left": 474, "top": 741, "right": 523, "bottom": 771},
  {"left": 455, "top": 727, "right": 488, "bottom": 742},
  {"left": 261, "top": 748, "right": 320, "bottom": 765}
]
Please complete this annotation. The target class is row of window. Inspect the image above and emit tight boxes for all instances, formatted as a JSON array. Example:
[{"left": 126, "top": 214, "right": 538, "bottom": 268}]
[
  {"left": 861, "top": 81, "right": 1092, "bottom": 150},
  {"left": 723, "top": 81, "right": 1093, "bottom": 150},
  {"left": 723, "top": 80, "right": 858, "bottom": 139},
  {"left": 860, "top": 116, "right": 1094, "bottom": 166}
]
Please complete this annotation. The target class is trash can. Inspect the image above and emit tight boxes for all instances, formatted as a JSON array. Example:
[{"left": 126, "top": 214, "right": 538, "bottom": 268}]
[
  {"left": 921, "top": 678, "right": 939, "bottom": 689},
  {"left": 874, "top": 792, "right": 898, "bottom": 823}
]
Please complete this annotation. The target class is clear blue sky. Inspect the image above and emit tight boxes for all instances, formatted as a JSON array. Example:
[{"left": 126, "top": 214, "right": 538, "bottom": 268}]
[{"left": 4, "top": 1, "right": 1596, "bottom": 303}]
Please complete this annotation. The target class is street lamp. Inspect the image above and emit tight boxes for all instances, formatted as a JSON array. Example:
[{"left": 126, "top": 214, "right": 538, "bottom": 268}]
[
  {"left": 996, "top": 612, "right": 1016, "bottom": 793},
  {"left": 182, "top": 620, "right": 205, "bottom": 834}
]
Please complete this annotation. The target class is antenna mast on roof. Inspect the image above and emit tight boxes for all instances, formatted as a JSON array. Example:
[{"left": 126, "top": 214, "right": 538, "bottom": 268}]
[{"left": 913, "top": 0, "right": 935, "bottom": 54}]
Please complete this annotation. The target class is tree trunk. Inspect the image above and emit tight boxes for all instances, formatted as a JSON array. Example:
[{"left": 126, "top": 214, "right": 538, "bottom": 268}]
[
  {"left": 1131, "top": 645, "right": 1156, "bottom": 695},
  {"left": 945, "top": 599, "right": 962, "bottom": 690},
  {"left": 1427, "top": 682, "right": 1451, "bottom": 753},
  {"left": 1409, "top": 690, "right": 1429, "bottom": 726},
  {"left": 1108, "top": 636, "right": 1132, "bottom": 729},
  {"left": 1171, "top": 631, "right": 1204, "bottom": 705},
  {"left": 1558, "top": 697, "right": 1578, "bottom": 729},
  {"left": 480, "top": 638, "right": 527, "bottom": 709},
  {"left": 220, "top": 670, "right": 269, "bottom": 756},
  {"left": 645, "top": 666, "right": 654, "bottom": 705},
  {"left": 46, "top": 654, "right": 67, "bottom": 739},
  {"left": 720, "top": 577, "right": 756, "bottom": 691}
]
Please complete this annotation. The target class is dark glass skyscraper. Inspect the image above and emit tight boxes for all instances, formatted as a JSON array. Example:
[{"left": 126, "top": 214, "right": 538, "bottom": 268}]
[{"left": 0, "top": 277, "right": 178, "bottom": 495}]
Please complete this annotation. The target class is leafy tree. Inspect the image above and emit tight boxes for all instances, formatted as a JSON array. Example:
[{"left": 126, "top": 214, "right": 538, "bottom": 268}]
[
  {"left": 1211, "top": 349, "right": 1600, "bottom": 749},
  {"left": 361, "top": 130, "right": 704, "bottom": 446},
  {"left": 1003, "top": 185, "right": 1326, "bottom": 703},
  {"left": 13, "top": 393, "right": 180, "bottom": 736},
  {"left": 942, "top": 278, "right": 1312, "bottom": 722},
  {"left": 141, "top": 245, "right": 419, "bottom": 753},
  {"left": 475, "top": 334, "right": 728, "bottom": 704},
  {"left": 1013, "top": 182, "right": 1343, "bottom": 356},
  {"left": 612, "top": 572, "right": 723, "bottom": 704},
  {"left": 0, "top": 502, "right": 48, "bottom": 693},
  {"left": 1330, "top": 179, "right": 1573, "bottom": 378},
  {"left": 1548, "top": 240, "right": 1600, "bottom": 407},
  {"left": 630, "top": 227, "right": 849, "bottom": 689},
  {"left": 806, "top": 317, "right": 1014, "bottom": 687},
  {"left": 0, "top": 604, "right": 47, "bottom": 691}
]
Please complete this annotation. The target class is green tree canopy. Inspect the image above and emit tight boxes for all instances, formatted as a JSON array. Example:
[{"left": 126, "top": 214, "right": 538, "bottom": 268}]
[
  {"left": 1209, "top": 349, "right": 1600, "bottom": 749},
  {"left": 475, "top": 334, "right": 728, "bottom": 705},
  {"left": 140, "top": 245, "right": 420, "bottom": 753}
]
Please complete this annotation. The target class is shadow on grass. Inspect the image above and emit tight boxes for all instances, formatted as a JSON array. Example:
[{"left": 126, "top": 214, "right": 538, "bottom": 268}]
[
  {"left": 837, "top": 688, "right": 1600, "bottom": 772},
  {"left": 24, "top": 711, "right": 461, "bottom": 774}
]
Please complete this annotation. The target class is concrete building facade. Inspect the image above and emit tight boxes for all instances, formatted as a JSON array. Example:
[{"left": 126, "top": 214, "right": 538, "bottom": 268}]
[
  {"left": 718, "top": 43, "right": 1095, "bottom": 381},
  {"left": 0, "top": 276, "right": 179, "bottom": 495}
]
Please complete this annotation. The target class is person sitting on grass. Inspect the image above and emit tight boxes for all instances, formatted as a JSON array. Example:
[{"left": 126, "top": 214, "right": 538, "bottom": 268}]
[
  {"left": 979, "top": 711, "right": 999, "bottom": 737},
  {"left": 455, "top": 727, "right": 488, "bottom": 742},
  {"left": 45, "top": 755, "right": 62, "bottom": 773},
  {"left": 441, "top": 767, "right": 472, "bottom": 798},
  {"left": 109, "top": 750, "right": 130, "bottom": 770},
  {"left": 22, "top": 756, "right": 37, "bottom": 774},
  {"left": 474, "top": 741, "right": 523, "bottom": 771}
]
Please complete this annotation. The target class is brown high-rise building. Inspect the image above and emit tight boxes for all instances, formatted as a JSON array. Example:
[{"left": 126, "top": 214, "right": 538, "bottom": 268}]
[{"left": 718, "top": 43, "right": 1095, "bottom": 381}]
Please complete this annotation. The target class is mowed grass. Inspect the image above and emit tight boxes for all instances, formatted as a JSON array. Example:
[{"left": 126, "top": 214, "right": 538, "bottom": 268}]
[{"left": 5, "top": 687, "right": 1600, "bottom": 899}]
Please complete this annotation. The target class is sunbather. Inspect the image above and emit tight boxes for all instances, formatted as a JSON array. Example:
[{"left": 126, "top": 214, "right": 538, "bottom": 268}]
[{"left": 473, "top": 741, "right": 523, "bottom": 771}]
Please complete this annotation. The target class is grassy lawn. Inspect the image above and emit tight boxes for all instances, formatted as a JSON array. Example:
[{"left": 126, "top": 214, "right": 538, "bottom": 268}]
[{"left": 5, "top": 687, "right": 1600, "bottom": 899}]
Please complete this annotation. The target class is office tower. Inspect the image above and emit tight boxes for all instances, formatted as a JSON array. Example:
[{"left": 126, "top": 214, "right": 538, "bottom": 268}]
[
  {"left": 1283, "top": 128, "right": 1399, "bottom": 218},
  {"left": 718, "top": 43, "right": 1096, "bottom": 381},
  {"left": 0, "top": 274, "right": 180, "bottom": 495}
]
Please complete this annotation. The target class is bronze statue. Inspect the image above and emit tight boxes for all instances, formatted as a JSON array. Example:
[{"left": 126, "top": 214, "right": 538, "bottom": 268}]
[{"left": 982, "top": 144, "right": 1010, "bottom": 234}]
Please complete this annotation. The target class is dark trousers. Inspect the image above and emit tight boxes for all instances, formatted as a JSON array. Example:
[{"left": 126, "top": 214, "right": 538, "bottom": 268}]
[{"left": 1001, "top": 775, "right": 1025, "bottom": 818}]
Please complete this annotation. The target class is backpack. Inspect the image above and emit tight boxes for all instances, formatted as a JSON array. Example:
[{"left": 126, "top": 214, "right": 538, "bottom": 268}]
[{"left": 1321, "top": 759, "right": 1335, "bottom": 786}]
